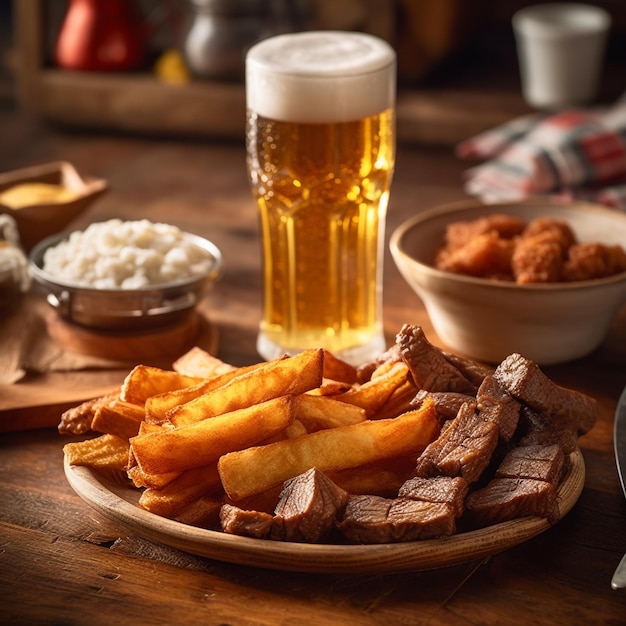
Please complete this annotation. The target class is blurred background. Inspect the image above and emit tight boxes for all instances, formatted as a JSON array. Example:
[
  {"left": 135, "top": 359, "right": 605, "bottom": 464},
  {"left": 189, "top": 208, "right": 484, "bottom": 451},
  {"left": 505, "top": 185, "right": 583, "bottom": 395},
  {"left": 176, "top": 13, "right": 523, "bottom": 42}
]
[{"left": 0, "top": 0, "right": 624, "bottom": 147}]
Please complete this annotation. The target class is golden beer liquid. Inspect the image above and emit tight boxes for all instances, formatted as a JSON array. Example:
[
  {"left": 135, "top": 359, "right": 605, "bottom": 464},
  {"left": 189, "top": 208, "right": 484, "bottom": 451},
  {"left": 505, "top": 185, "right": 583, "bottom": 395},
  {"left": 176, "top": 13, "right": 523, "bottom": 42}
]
[{"left": 247, "top": 107, "right": 395, "bottom": 358}]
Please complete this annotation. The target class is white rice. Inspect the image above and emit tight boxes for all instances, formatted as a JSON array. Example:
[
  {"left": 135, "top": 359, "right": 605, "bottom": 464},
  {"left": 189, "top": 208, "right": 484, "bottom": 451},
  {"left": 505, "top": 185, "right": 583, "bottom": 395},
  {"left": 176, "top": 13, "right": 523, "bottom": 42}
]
[{"left": 42, "top": 219, "right": 214, "bottom": 289}]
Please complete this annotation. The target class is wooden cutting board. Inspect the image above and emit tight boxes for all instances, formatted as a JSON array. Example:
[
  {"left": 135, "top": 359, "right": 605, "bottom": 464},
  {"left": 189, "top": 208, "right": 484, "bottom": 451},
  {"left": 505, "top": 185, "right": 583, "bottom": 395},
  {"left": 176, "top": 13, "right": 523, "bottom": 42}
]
[{"left": 0, "top": 297, "right": 219, "bottom": 433}]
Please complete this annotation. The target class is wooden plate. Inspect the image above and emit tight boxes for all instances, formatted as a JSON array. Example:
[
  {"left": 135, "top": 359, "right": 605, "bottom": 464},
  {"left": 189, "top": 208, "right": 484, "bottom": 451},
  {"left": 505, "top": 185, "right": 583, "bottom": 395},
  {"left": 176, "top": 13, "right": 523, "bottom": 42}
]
[{"left": 64, "top": 448, "right": 585, "bottom": 574}]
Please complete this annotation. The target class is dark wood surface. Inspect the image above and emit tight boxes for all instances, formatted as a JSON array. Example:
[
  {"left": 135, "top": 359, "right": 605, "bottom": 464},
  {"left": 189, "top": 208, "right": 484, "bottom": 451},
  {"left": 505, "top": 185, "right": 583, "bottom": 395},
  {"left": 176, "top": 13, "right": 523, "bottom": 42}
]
[{"left": 1, "top": 104, "right": 626, "bottom": 624}]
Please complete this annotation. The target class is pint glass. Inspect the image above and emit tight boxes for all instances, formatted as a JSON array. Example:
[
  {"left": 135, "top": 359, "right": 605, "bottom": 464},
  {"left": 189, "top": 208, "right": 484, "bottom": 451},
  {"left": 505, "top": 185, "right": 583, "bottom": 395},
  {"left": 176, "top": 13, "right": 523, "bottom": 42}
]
[{"left": 246, "top": 31, "right": 396, "bottom": 364}]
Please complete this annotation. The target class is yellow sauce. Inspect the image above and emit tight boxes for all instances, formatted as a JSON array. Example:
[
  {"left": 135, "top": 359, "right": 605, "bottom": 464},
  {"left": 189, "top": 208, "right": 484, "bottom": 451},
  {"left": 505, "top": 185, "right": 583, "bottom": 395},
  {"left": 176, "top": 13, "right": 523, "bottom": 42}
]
[{"left": 0, "top": 182, "right": 79, "bottom": 208}]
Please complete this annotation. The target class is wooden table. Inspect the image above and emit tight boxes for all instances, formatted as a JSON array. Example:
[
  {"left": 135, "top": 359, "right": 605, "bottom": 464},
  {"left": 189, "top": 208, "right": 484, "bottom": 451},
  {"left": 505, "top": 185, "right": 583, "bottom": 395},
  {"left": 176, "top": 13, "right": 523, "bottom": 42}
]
[{"left": 1, "top": 110, "right": 625, "bottom": 625}]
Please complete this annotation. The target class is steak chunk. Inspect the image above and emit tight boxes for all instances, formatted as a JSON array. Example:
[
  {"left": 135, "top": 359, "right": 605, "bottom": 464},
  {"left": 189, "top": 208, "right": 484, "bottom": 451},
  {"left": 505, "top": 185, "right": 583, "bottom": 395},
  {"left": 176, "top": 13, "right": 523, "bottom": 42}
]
[
  {"left": 220, "top": 504, "right": 275, "bottom": 539},
  {"left": 464, "top": 477, "right": 559, "bottom": 527},
  {"left": 414, "top": 401, "right": 499, "bottom": 483},
  {"left": 339, "top": 494, "right": 456, "bottom": 543},
  {"left": 493, "top": 353, "right": 598, "bottom": 434},
  {"left": 272, "top": 468, "right": 348, "bottom": 543},
  {"left": 495, "top": 443, "right": 565, "bottom": 486},
  {"left": 476, "top": 375, "right": 521, "bottom": 442},
  {"left": 517, "top": 406, "right": 578, "bottom": 454},
  {"left": 441, "top": 351, "right": 493, "bottom": 388},
  {"left": 398, "top": 476, "right": 469, "bottom": 517},
  {"left": 411, "top": 390, "right": 476, "bottom": 422},
  {"left": 396, "top": 324, "right": 478, "bottom": 394}
]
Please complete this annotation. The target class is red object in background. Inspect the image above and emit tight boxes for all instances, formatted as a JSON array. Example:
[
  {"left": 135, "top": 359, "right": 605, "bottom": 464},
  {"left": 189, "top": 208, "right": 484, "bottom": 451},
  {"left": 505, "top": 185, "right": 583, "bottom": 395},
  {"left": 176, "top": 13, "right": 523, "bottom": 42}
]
[{"left": 55, "top": 0, "right": 145, "bottom": 72}]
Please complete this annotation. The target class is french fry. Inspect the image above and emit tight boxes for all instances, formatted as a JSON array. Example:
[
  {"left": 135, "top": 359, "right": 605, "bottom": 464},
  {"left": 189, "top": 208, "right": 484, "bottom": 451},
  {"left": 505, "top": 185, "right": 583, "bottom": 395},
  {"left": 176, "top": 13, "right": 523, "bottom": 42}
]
[
  {"left": 128, "top": 465, "right": 182, "bottom": 490},
  {"left": 370, "top": 359, "right": 399, "bottom": 379},
  {"left": 322, "top": 349, "right": 358, "bottom": 384},
  {"left": 307, "top": 378, "right": 353, "bottom": 396},
  {"left": 329, "top": 468, "right": 406, "bottom": 497},
  {"left": 144, "top": 379, "right": 224, "bottom": 423},
  {"left": 292, "top": 393, "right": 366, "bottom": 431},
  {"left": 127, "top": 422, "right": 182, "bottom": 488},
  {"left": 131, "top": 396, "right": 296, "bottom": 475},
  {"left": 282, "top": 419, "right": 308, "bottom": 439},
  {"left": 218, "top": 397, "right": 439, "bottom": 501},
  {"left": 328, "top": 456, "right": 418, "bottom": 496},
  {"left": 64, "top": 434, "right": 129, "bottom": 472},
  {"left": 223, "top": 485, "right": 283, "bottom": 515},
  {"left": 138, "top": 464, "right": 223, "bottom": 519},
  {"left": 167, "top": 349, "right": 324, "bottom": 427},
  {"left": 172, "top": 347, "right": 236, "bottom": 379},
  {"left": 120, "top": 365, "right": 201, "bottom": 405},
  {"left": 144, "top": 361, "right": 273, "bottom": 423},
  {"left": 261, "top": 418, "right": 308, "bottom": 443},
  {"left": 91, "top": 399, "right": 145, "bottom": 440},
  {"left": 371, "top": 379, "right": 419, "bottom": 421},
  {"left": 335, "top": 361, "right": 410, "bottom": 417},
  {"left": 173, "top": 496, "right": 223, "bottom": 528},
  {"left": 58, "top": 392, "right": 119, "bottom": 435}
]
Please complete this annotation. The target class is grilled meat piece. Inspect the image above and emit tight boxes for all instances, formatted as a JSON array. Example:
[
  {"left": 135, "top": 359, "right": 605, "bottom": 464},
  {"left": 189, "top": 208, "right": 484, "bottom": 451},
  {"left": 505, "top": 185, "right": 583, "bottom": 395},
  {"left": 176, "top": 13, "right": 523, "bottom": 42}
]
[
  {"left": 495, "top": 443, "right": 565, "bottom": 486},
  {"left": 476, "top": 375, "right": 521, "bottom": 442},
  {"left": 220, "top": 503, "right": 275, "bottom": 539},
  {"left": 339, "top": 494, "right": 456, "bottom": 543},
  {"left": 517, "top": 406, "right": 578, "bottom": 454},
  {"left": 396, "top": 324, "right": 478, "bottom": 394},
  {"left": 272, "top": 468, "right": 348, "bottom": 543},
  {"left": 493, "top": 353, "right": 598, "bottom": 434},
  {"left": 441, "top": 351, "right": 493, "bottom": 388},
  {"left": 411, "top": 389, "right": 476, "bottom": 422},
  {"left": 414, "top": 401, "right": 500, "bottom": 483},
  {"left": 398, "top": 475, "right": 469, "bottom": 518},
  {"left": 465, "top": 477, "right": 559, "bottom": 527}
]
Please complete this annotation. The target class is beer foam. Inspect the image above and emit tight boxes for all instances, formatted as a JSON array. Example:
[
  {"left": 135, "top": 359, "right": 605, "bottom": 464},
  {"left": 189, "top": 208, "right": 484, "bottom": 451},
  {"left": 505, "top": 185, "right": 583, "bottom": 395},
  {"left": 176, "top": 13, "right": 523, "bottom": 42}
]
[{"left": 246, "top": 31, "right": 396, "bottom": 124}]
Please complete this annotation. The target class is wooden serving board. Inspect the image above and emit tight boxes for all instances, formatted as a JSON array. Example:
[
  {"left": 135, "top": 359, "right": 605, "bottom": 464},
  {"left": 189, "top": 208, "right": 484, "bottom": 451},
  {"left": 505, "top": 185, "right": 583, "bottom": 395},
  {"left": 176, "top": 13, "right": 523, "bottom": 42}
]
[
  {"left": 0, "top": 370, "right": 127, "bottom": 433},
  {"left": 0, "top": 303, "right": 219, "bottom": 433},
  {"left": 44, "top": 311, "right": 215, "bottom": 362}
]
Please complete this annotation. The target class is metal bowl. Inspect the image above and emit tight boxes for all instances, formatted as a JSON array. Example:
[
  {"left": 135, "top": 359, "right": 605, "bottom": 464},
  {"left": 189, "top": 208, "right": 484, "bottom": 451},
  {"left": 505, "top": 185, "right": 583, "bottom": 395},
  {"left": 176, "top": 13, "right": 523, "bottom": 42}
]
[{"left": 29, "top": 230, "right": 223, "bottom": 330}]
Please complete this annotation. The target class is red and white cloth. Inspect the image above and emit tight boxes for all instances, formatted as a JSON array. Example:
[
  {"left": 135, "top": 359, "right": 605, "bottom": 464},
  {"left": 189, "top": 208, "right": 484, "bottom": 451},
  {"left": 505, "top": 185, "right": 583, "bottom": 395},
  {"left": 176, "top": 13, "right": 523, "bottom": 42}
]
[{"left": 456, "top": 100, "right": 626, "bottom": 211}]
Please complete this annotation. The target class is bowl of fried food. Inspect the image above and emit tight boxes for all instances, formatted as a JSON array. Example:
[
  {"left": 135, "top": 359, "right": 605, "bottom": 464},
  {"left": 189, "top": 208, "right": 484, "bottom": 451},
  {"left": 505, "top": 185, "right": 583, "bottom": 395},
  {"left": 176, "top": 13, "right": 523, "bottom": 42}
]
[
  {"left": 29, "top": 218, "right": 223, "bottom": 330},
  {"left": 389, "top": 199, "right": 626, "bottom": 365}
]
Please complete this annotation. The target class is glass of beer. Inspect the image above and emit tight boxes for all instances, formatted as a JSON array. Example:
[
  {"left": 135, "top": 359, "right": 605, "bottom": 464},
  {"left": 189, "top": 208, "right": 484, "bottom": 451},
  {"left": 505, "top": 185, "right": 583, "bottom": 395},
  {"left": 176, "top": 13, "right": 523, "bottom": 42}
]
[{"left": 245, "top": 31, "right": 396, "bottom": 364}]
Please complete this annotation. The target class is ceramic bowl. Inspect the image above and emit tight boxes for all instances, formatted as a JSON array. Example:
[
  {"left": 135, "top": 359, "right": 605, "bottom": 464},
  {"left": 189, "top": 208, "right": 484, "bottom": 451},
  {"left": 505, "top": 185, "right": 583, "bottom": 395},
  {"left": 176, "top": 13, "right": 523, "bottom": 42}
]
[
  {"left": 0, "top": 161, "right": 108, "bottom": 252},
  {"left": 29, "top": 230, "right": 223, "bottom": 330},
  {"left": 389, "top": 199, "right": 626, "bottom": 365}
]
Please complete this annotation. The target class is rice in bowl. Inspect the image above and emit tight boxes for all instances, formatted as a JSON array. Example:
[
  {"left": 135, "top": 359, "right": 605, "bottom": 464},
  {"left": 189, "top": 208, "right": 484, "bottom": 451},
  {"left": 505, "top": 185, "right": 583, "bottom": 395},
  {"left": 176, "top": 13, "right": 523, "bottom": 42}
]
[
  {"left": 41, "top": 219, "right": 216, "bottom": 289},
  {"left": 29, "top": 219, "right": 223, "bottom": 329}
]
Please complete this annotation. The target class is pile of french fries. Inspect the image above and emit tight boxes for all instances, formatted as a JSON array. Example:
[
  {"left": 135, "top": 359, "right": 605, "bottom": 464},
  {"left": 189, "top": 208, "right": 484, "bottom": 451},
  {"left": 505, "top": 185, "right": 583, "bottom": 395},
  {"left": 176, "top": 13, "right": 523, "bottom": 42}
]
[{"left": 63, "top": 346, "right": 440, "bottom": 533}]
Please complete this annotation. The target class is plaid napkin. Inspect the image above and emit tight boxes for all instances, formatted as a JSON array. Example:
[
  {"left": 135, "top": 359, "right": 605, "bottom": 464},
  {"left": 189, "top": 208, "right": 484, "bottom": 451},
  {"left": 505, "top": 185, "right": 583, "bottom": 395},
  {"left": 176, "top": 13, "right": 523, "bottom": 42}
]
[{"left": 456, "top": 101, "right": 626, "bottom": 211}]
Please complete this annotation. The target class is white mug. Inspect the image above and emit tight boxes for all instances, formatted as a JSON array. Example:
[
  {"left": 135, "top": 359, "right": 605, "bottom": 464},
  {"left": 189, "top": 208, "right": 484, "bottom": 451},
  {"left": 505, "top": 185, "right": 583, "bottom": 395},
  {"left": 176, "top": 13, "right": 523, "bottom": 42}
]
[{"left": 513, "top": 3, "right": 612, "bottom": 109}]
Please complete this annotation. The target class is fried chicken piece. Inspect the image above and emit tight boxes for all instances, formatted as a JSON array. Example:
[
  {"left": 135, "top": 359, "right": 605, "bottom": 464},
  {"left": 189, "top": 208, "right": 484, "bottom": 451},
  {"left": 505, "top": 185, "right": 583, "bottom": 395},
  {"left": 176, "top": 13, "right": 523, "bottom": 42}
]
[
  {"left": 443, "top": 214, "right": 526, "bottom": 250},
  {"left": 511, "top": 217, "right": 579, "bottom": 283},
  {"left": 433, "top": 212, "right": 626, "bottom": 285},
  {"left": 435, "top": 231, "right": 516, "bottom": 279},
  {"left": 511, "top": 236, "right": 564, "bottom": 283},
  {"left": 522, "top": 217, "right": 577, "bottom": 252},
  {"left": 563, "top": 243, "right": 626, "bottom": 281}
]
